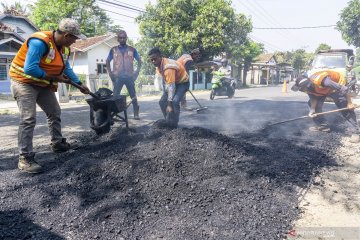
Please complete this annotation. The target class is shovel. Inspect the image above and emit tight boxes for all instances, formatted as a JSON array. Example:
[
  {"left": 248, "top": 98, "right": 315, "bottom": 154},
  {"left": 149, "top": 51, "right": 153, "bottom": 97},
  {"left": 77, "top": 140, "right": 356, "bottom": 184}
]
[
  {"left": 188, "top": 90, "right": 208, "bottom": 113},
  {"left": 68, "top": 81, "right": 100, "bottom": 99},
  {"left": 267, "top": 104, "right": 360, "bottom": 127}
]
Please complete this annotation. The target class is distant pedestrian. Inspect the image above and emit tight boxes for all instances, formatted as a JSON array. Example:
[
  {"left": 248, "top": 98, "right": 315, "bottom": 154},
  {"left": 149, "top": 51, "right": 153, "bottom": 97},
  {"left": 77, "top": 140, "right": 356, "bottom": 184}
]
[
  {"left": 177, "top": 48, "right": 201, "bottom": 108},
  {"left": 9, "top": 18, "right": 90, "bottom": 173},
  {"left": 148, "top": 48, "right": 189, "bottom": 128},
  {"left": 106, "top": 30, "right": 142, "bottom": 120},
  {"left": 292, "top": 70, "right": 360, "bottom": 143}
]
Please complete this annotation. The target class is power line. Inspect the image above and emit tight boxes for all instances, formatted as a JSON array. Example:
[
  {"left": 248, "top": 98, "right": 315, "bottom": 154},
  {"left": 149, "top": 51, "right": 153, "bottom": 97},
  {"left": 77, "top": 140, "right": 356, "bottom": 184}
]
[
  {"left": 111, "top": 0, "right": 145, "bottom": 11},
  {"left": 254, "top": 25, "right": 336, "bottom": 30},
  {"left": 246, "top": 0, "right": 309, "bottom": 47},
  {"left": 98, "top": 0, "right": 145, "bottom": 13},
  {"left": 249, "top": 34, "right": 285, "bottom": 52},
  {"left": 239, "top": 0, "right": 309, "bottom": 50},
  {"left": 102, "top": 8, "right": 135, "bottom": 19}
]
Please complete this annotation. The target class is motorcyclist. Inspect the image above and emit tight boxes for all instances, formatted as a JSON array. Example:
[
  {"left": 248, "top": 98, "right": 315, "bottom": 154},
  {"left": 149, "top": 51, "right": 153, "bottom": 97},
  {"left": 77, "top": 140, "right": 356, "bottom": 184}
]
[{"left": 218, "top": 58, "right": 231, "bottom": 78}]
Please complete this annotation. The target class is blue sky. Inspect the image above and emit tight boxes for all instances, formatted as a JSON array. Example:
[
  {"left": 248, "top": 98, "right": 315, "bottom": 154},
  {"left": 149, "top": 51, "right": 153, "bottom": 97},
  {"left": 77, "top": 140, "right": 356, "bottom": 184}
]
[{"left": 3, "top": 0, "right": 354, "bottom": 53}]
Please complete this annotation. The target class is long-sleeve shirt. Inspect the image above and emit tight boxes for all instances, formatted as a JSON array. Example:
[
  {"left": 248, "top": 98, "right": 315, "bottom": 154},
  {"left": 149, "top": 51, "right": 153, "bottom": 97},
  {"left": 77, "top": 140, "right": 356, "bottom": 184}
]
[{"left": 24, "top": 38, "right": 81, "bottom": 84}]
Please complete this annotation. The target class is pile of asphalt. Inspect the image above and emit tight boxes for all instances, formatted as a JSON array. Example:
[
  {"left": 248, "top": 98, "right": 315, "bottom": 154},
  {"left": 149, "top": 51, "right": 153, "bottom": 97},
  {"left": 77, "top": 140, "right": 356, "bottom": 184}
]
[{"left": 0, "top": 126, "right": 337, "bottom": 240}]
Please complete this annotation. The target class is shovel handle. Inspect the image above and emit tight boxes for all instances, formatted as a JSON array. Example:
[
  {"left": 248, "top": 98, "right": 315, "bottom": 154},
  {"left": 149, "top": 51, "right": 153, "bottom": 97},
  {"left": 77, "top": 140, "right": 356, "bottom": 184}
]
[
  {"left": 68, "top": 81, "right": 100, "bottom": 99},
  {"left": 312, "top": 104, "right": 360, "bottom": 117}
]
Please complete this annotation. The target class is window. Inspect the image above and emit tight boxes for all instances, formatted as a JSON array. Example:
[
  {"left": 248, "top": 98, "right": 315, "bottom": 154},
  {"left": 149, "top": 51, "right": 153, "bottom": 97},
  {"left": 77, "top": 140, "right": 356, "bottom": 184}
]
[
  {"left": 97, "top": 63, "right": 107, "bottom": 74},
  {"left": 0, "top": 65, "right": 7, "bottom": 81}
]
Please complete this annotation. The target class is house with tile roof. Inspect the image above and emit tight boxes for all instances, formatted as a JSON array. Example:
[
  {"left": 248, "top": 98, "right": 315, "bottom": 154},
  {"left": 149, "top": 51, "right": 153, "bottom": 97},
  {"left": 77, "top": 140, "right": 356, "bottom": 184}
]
[
  {"left": 70, "top": 33, "right": 118, "bottom": 90},
  {"left": 0, "top": 14, "right": 38, "bottom": 93},
  {"left": 244, "top": 53, "right": 279, "bottom": 85}
]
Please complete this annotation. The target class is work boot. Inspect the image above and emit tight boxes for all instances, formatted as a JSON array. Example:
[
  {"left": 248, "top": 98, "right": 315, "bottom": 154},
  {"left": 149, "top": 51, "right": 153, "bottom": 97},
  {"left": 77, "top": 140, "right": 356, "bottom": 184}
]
[
  {"left": 309, "top": 124, "right": 331, "bottom": 133},
  {"left": 18, "top": 153, "right": 43, "bottom": 174},
  {"left": 349, "top": 134, "right": 360, "bottom": 143},
  {"left": 51, "top": 138, "right": 71, "bottom": 153},
  {"left": 134, "top": 105, "right": 140, "bottom": 120}
]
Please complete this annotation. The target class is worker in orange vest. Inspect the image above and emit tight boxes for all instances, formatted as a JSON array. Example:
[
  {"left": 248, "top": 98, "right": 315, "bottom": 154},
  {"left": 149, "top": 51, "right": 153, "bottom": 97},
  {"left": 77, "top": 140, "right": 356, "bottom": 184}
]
[
  {"left": 9, "top": 18, "right": 89, "bottom": 173},
  {"left": 177, "top": 48, "right": 201, "bottom": 108},
  {"left": 148, "top": 48, "right": 189, "bottom": 128},
  {"left": 106, "top": 30, "right": 142, "bottom": 120},
  {"left": 292, "top": 70, "right": 359, "bottom": 143}
]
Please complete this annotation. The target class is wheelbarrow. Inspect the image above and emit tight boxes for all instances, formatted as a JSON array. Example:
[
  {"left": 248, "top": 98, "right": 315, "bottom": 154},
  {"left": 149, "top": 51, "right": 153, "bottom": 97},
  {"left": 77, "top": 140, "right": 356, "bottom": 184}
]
[{"left": 70, "top": 81, "right": 131, "bottom": 135}]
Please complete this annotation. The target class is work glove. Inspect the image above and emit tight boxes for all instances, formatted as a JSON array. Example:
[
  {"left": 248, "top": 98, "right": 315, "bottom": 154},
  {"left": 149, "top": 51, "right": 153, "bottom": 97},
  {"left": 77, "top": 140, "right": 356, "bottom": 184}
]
[
  {"left": 308, "top": 109, "right": 316, "bottom": 118},
  {"left": 339, "top": 85, "right": 349, "bottom": 96},
  {"left": 79, "top": 85, "right": 90, "bottom": 94},
  {"left": 45, "top": 74, "right": 70, "bottom": 83}
]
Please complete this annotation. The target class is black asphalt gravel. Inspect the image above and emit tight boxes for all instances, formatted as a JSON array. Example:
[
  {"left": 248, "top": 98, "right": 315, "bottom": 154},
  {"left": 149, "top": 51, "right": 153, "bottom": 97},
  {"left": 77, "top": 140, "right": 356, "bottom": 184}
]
[{"left": 0, "top": 122, "right": 340, "bottom": 240}]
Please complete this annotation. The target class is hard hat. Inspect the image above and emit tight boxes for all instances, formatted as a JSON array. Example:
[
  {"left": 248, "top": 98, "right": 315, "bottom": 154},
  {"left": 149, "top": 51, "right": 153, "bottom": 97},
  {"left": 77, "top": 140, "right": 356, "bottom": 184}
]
[{"left": 291, "top": 76, "right": 310, "bottom": 92}]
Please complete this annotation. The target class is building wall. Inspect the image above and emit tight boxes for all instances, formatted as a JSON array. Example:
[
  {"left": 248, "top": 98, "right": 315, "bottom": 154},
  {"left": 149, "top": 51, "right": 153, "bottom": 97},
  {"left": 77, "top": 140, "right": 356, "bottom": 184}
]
[
  {"left": 0, "top": 54, "right": 14, "bottom": 93},
  {"left": 71, "top": 52, "right": 89, "bottom": 75},
  {"left": 87, "top": 44, "right": 111, "bottom": 75},
  {"left": 1, "top": 17, "right": 36, "bottom": 40}
]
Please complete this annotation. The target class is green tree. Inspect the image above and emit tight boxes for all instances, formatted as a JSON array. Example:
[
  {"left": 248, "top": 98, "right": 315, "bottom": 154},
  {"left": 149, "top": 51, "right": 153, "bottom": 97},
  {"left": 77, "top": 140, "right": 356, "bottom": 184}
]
[
  {"left": 353, "top": 47, "right": 360, "bottom": 67},
  {"left": 337, "top": 0, "right": 360, "bottom": 47},
  {"left": 29, "top": 0, "right": 121, "bottom": 37},
  {"left": 136, "top": 0, "right": 252, "bottom": 60},
  {"left": 315, "top": 43, "right": 331, "bottom": 53},
  {"left": 231, "top": 39, "right": 264, "bottom": 86},
  {"left": 274, "top": 51, "right": 293, "bottom": 64},
  {"left": 291, "top": 49, "right": 308, "bottom": 75}
]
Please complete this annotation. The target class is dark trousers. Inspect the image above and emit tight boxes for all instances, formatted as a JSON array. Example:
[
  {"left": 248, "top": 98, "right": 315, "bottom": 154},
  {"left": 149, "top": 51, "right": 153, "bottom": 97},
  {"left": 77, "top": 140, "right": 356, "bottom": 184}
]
[
  {"left": 112, "top": 75, "right": 139, "bottom": 111},
  {"left": 159, "top": 82, "right": 190, "bottom": 127},
  {"left": 11, "top": 80, "right": 63, "bottom": 155},
  {"left": 308, "top": 93, "right": 359, "bottom": 133}
]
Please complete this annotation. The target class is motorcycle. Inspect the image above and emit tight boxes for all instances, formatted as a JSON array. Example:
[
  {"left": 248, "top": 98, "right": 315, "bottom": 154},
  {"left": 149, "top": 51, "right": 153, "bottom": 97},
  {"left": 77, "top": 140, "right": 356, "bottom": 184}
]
[{"left": 210, "top": 71, "right": 236, "bottom": 100}]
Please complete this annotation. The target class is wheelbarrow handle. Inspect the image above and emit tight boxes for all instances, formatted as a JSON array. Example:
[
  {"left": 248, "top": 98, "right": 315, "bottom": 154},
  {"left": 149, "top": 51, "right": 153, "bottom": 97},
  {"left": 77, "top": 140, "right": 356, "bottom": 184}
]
[{"left": 68, "top": 81, "right": 100, "bottom": 99}]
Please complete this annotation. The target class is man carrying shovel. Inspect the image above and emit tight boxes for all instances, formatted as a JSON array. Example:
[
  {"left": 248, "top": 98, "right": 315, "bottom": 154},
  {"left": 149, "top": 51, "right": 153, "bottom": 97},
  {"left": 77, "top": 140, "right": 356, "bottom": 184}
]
[
  {"left": 177, "top": 48, "right": 201, "bottom": 108},
  {"left": 9, "top": 18, "right": 90, "bottom": 173},
  {"left": 292, "top": 70, "right": 360, "bottom": 143},
  {"left": 148, "top": 48, "right": 189, "bottom": 128}
]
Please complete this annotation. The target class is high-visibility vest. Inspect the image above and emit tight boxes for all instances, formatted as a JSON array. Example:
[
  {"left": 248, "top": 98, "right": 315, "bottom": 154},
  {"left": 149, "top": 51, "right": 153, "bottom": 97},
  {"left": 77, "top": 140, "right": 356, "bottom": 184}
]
[
  {"left": 309, "top": 70, "right": 340, "bottom": 96},
  {"left": 111, "top": 45, "right": 135, "bottom": 76},
  {"left": 156, "top": 58, "right": 189, "bottom": 84},
  {"left": 9, "top": 31, "right": 70, "bottom": 91}
]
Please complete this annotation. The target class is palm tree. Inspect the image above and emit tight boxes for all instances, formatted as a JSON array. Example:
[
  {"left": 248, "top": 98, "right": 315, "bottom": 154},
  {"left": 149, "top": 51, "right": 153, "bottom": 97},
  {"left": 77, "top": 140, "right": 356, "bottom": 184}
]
[{"left": 1, "top": 2, "right": 29, "bottom": 16}]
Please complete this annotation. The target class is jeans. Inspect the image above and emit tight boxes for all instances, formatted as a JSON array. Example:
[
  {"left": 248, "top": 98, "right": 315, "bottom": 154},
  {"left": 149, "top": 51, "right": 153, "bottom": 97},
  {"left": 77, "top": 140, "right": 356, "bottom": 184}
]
[
  {"left": 11, "top": 80, "right": 63, "bottom": 155},
  {"left": 308, "top": 93, "right": 360, "bottom": 134},
  {"left": 159, "top": 81, "right": 190, "bottom": 127},
  {"left": 112, "top": 75, "right": 139, "bottom": 111}
]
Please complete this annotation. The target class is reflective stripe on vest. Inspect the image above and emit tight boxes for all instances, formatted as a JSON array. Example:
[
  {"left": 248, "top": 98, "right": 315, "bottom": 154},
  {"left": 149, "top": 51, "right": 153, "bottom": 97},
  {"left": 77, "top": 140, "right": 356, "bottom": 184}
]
[
  {"left": 45, "top": 41, "right": 54, "bottom": 63},
  {"left": 10, "top": 63, "right": 58, "bottom": 86}
]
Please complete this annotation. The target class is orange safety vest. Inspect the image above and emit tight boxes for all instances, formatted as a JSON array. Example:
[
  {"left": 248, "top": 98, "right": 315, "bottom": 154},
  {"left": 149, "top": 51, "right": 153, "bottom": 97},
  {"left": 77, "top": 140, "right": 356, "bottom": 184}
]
[
  {"left": 177, "top": 54, "right": 193, "bottom": 67},
  {"left": 112, "top": 45, "right": 135, "bottom": 76},
  {"left": 309, "top": 70, "right": 341, "bottom": 96},
  {"left": 9, "top": 31, "right": 70, "bottom": 91},
  {"left": 156, "top": 58, "right": 189, "bottom": 84}
]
